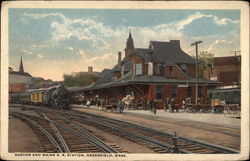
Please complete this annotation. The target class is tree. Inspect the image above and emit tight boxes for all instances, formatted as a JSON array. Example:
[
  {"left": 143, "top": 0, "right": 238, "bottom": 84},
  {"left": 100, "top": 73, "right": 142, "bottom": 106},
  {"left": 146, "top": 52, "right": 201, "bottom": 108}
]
[
  {"left": 63, "top": 72, "right": 95, "bottom": 87},
  {"left": 193, "top": 51, "right": 214, "bottom": 77},
  {"left": 31, "top": 77, "right": 54, "bottom": 88}
]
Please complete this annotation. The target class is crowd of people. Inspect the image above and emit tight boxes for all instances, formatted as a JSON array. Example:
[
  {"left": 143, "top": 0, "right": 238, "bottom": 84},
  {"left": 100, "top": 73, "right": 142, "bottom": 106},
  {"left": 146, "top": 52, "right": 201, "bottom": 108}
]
[{"left": 74, "top": 94, "right": 210, "bottom": 114}]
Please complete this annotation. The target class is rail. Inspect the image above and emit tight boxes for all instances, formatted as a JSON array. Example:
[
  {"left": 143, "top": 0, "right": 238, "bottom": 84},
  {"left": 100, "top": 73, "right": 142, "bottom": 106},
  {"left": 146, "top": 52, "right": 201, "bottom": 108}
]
[
  {"left": 10, "top": 112, "right": 64, "bottom": 153},
  {"left": 97, "top": 115, "right": 240, "bottom": 153},
  {"left": 10, "top": 110, "right": 117, "bottom": 153},
  {"left": 10, "top": 105, "right": 240, "bottom": 153},
  {"left": 73, "top": 116, "right": 189, "bottom": 153},
  {"left": 70, "top": 111, "right": 240, "bottom": 154},
  {"left": 42, "top": 113, "right": 70, "bottom": 153}
]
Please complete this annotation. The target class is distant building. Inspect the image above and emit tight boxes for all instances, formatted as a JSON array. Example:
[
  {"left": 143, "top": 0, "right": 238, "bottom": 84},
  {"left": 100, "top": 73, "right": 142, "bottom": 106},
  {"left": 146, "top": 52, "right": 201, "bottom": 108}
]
[
  {"left": 9, "top": 56, "right": 32, "bottom": 93},
  {"left": 78, "top": 66, "right": 100, "bottom": 75},
  {"left": 77, "top": 66, "right": 100, "bottom": 83},
  {"left": 203, "top": 56, "right": 241, "bottom": 86}
]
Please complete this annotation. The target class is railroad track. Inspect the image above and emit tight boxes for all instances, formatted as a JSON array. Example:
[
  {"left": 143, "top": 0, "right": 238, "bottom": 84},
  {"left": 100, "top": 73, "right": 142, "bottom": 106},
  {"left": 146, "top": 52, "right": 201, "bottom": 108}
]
[
  {"left": 9, "top": 104, "right": 240, "bottom": 154},
  {"left": 10, "top": 110, "right": 118, "bottom": 153},
  {"left": 14, "top": 107, "right": 177, "bottom": 153},
  {"left": 60, "top": 110, "right": 239, "bottom": 154},
  {"left": 125, "top": 111, "right": 240, "bottom": 137}
]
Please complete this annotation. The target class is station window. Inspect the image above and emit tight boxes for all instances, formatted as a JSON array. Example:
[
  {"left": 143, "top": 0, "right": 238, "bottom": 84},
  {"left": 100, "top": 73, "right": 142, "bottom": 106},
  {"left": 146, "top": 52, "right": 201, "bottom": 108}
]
[
  {"left": 170, "top": 86, "right": 177, "bottom": 98},
  {"left": 169, "top": 66, "right": 173, "bottom": 76},
  {"left": 198, "top": 87, "right": 202, "bottom": 98},
  {"left": 121, "top": 65, "right": 125, "bottom": 77},
  {"left": 180, "top": 64, "right": 188, "bottom": 74},
  {"left": 148, "top": 62, "right": 153, "bottom": 76},
  {"left": 135, "top": 63, "right": 142, "bottom": 75},
  {"left": 157, "top": 64, "right": 164, "bottom": 76},
  {"left": 186, "top": 87, "right": 192, "bottom": 98},
  {"left": 156, "top": 86, "right": 163, "bottom": 100}
]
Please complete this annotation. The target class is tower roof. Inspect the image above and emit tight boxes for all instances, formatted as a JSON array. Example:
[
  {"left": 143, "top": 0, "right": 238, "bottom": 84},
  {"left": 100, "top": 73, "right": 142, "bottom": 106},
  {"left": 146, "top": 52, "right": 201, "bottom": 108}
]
[
  {"left": 125, "top": 29, "right": 134, "bottom": 52},
  {"left": 19, "top": 56, "right": 24, "bottom": 73}
]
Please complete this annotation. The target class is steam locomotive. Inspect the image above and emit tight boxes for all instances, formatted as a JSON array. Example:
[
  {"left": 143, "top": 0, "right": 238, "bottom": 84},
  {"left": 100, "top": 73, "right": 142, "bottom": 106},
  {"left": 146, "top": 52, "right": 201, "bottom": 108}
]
[{"left": 10, "top": 85, "right": 70, "bottom": 110}]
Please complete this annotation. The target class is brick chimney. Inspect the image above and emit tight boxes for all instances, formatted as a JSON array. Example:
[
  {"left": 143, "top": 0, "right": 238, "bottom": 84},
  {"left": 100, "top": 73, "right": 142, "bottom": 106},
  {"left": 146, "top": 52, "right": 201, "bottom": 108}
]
[
  {"left": 88, "top": 66, "right": 93, "bottom": 73},
  {"left": 170, "top": 40, "right": 180, "bottom": 48},
  {"left": 118, "top": 51, "right": 121, "bottom": 65}
]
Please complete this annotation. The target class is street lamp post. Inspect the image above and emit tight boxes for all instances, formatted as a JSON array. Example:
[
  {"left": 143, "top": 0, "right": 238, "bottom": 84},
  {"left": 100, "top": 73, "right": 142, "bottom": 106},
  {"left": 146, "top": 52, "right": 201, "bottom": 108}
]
[{"left": 191, "top": 40, "right": 203, "bottom": 109}]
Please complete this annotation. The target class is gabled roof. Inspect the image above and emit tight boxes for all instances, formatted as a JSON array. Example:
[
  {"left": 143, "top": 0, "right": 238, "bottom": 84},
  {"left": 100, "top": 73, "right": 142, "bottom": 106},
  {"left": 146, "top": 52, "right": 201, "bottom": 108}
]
[
  {"left": 133, "top": 48, "right": 154, "bottom": 62},
  {"left": 9, "top": 71, "right": 32, "bottom": 77},
  {"left": 96, "top": 69, "right": 112, "bottom": 78},
  {"left": 112, "top": 60, "right": 132, "bottom": 72},
  {"left": 93, "top": 69, "right": 114, "bottom": 87},
  {"left": 134, "top": 48, "right": 176, "bottom": 65},
  {"left": 149, "top": 40, "right": 196, "bottom": 64}
]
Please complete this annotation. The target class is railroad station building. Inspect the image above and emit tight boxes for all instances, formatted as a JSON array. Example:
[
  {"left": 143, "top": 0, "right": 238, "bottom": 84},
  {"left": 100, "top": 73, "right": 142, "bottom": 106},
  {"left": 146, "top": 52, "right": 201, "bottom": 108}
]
[
  {"left": 70, "top": 31, "right": 222, "bottom": 108},
  {"left": 9, "top": 56, "right": 32, "bottom": 93}
]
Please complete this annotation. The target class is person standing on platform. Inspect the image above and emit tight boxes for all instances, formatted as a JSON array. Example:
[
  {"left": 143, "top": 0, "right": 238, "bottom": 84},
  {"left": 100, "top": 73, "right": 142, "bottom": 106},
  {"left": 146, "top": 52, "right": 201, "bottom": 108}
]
[
  {"left": 164, "top": 97, "right": 169, "bottom": 112},
  {"left": 153, "top": 99, "right": 157, "bottom": 114},
  {"left": 182, "top": 99, "right": 186, "bottom": 111},
  {"left": 118, "top": 100, "right": 125, "bottom": 113}
]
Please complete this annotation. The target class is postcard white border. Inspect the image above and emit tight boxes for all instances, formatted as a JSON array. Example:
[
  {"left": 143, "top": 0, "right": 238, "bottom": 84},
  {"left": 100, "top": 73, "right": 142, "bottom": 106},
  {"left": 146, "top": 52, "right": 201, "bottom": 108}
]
[{"left": 1, "top": 1, "right": 249, "bottom": 161}]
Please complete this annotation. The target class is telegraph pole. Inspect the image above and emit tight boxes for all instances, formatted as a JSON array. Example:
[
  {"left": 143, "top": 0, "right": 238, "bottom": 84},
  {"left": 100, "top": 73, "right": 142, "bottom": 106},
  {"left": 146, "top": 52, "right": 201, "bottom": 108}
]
[
  {"left": 191, "top": 40, "right": 203, "bottom": 109},
  {"left": 232, "top": 50, "right": 241, "bottom": 57},
  {"left": 231, "top": 50, "right": 241, "bottom": 85}
]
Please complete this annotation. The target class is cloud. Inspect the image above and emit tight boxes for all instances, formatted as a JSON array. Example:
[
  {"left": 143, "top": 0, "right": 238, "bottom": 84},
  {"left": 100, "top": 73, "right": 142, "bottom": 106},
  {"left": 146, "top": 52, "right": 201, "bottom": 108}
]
[
  {"left": 176, "top": 12, "right": 205, "bottom": 31},
  {"left": 212, "top": 17, "right": 239, "bottom": 26},
  {"left": 184, "top": 47, "right": 194, "bottom": 53},
  {"left": 22, "top": 49, "right": 33, "bottom": 55},
  {"left": 22, "top": 49, "right": 27, "bottom": 53},
  {"left": 207, "top": 39, "right": 233, "bottom": 52},
  {"left": 78, "top": 49, "right": 86, "bottom": 56},
  {"left": 37, "top": 54, "right": 44, "bottom": 58},
  {"left": 175, "top": 12, "right": 239, "bottom": 31},
  {"left": 84, "top": 53, "right": 117, "bottom": 70},
  {"left": 69, "top": 47, "right": 74, "bottom": 51},
  {"left": 19, "top": 11, "right": 240, "bottom": 80},
  {"left": 22, "top": 11, "right": 239, "bottom": 53},
  {"left": 23, "top": 13, "right": 64, "bottom": 19},
  {"left": 24, "top": 12, "right": 123, "bottom": 50},
  {"left": 48, "top": 14, "right": 121, "bottom": 51}
]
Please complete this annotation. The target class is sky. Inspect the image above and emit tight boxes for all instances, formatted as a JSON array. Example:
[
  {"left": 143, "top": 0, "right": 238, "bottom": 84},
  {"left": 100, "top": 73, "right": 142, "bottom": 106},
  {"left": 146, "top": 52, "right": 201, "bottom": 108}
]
[{"left": 9, "top": 9, "right": 240, "bottom": 81}]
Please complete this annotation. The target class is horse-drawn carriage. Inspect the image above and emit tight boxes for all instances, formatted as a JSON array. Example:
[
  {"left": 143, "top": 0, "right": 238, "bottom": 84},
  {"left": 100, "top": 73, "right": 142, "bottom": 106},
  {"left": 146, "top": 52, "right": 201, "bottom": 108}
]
[{"left": 122, "top": 93, "right": 135, "bottom": 110}]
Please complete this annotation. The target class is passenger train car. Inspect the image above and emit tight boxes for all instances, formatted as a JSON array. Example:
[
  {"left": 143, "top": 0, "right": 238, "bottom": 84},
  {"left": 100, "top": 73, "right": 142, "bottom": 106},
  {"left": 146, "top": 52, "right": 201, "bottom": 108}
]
[
  {"left": 208, "top": 87, "right": 240, "bottom": 113},
  {"left": 10, "top": 85, "right": 70, "bottom": 110}
]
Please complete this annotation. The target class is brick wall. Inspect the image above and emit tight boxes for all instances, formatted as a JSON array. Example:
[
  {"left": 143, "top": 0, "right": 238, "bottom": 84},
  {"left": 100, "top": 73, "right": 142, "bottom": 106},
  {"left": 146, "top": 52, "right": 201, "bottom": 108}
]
[
  {"left": 165, "top": 66, "right": 186, "bottom": 79},
  {"left": 187, "top": 65, "right": 196, "bottom": 77},
  {"left": 204, "top": 56, "right": 241, "bottom": 85},
  {"left": 9, "top": 83, "right": 27, "bottom": 93}
]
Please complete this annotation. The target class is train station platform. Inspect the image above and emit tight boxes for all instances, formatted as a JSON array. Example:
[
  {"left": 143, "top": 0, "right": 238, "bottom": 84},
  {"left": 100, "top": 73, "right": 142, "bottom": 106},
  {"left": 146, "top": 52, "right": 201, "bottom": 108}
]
[{"left": 71, "top": 105, "right": 240, "bottom": 129}]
